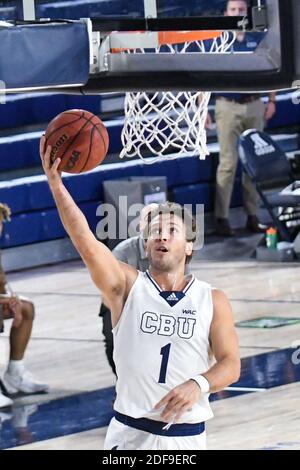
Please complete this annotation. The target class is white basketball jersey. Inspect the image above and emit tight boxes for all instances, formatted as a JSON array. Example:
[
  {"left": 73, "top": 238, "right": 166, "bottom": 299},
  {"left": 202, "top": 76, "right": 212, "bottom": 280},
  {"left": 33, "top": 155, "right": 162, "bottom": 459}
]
[{"left": 113, "top": 270, "right": 214, "bottom": 424}]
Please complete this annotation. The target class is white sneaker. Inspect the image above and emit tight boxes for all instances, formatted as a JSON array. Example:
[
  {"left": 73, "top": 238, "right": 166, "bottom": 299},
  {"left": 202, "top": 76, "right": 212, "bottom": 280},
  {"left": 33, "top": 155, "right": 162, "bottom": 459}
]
[
  {"left": 2, "top": 370, "right": 49, "bottom": 395},
  {"left": 0, "top": 391, "right": 13, "bottom": 408}
]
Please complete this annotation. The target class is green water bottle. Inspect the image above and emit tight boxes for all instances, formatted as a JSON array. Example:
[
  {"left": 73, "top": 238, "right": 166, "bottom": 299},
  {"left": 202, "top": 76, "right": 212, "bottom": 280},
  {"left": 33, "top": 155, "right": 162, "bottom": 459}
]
[{"left": 266, "top": 227, "right": 278, "bottom": 249}]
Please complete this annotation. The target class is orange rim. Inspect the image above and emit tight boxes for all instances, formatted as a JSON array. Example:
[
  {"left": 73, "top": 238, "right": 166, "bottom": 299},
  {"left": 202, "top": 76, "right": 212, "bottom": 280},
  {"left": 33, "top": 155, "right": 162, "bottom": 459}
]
[
  {"left": 111, "top": 30, "right": 222, "bottom": 52},
  {"left": 158, "top": 30, "right": 222, "bottom": 45}
]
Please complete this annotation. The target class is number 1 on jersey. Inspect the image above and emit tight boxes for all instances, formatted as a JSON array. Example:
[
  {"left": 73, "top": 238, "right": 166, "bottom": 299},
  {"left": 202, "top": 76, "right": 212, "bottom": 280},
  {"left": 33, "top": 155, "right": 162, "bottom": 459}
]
[{"left": 158, "top": 343, "right": 171, "bottom": 383}]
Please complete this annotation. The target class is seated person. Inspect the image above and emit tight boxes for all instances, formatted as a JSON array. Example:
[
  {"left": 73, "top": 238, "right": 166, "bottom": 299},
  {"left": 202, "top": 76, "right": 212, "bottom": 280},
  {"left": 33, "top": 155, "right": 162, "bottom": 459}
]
[{"left": 0, "top": 203, "right": 48, "bottom": 408}]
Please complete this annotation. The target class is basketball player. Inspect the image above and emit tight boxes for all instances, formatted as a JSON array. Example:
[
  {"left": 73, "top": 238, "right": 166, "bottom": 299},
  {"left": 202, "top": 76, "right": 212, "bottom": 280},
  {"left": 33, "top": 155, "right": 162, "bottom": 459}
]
[
  {"left": 40, "top": 137, "right": 240, "bottom": 450},
  {"left": 99, "top": 202, "right": 191, "bottom": 377}
]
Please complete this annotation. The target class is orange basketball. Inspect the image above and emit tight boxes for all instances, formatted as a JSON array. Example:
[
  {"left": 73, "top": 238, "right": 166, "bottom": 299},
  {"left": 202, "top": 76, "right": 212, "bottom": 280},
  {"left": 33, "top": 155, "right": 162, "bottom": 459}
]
[{"left": 45, "top": 109, "right": 109, "bottom": 173}]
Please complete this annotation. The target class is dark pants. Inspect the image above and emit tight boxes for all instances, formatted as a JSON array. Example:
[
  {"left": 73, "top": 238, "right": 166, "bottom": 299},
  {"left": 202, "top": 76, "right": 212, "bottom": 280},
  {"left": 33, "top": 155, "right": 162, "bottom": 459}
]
[{"left": 99, "top": 304, "right": 116, "bottom": 376}]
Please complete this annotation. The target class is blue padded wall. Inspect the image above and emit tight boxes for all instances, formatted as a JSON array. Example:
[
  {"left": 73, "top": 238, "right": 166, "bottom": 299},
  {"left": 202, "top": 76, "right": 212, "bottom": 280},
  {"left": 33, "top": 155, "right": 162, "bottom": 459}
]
[
  {"left": 0, "top": 160, "right": 145, "bottom": 216},
  {"left": 172, "top": 179, "right": 243, "bottom": 214},
  {"left": 265, "top": 92, "right": 300, "bottom": 129},
  {"left": 0, "top": 98, "right": 297, "bottom": 174},
  {"left": 173, "top": 183, "right": 213, "bottom": 212},
  {"left": 142, "top": 155, "right": 215, "bottom": 188},
  {"left": 0, "top": 93, "right": 125, "bottom": 130},
  {"left": 0, "top": 154, "right": 216, "bottom": 247},
  {"left": 1, "top": 200, "right": 101, "bottom": 248},
  {"left": 0, "top": 132, "right": 41, "bottom": 171},
  {"left": 0, "top": 119, "right": 125, "bottom": 172}
]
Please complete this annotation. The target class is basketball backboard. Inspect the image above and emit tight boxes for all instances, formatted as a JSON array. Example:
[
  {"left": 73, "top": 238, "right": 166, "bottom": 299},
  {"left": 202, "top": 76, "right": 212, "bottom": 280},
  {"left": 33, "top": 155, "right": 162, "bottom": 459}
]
[
  {"left": 86, "top": 0, "right": 300, "bottom": 93},
  {"left": 1, "top": 0, "right": 300, "bottom": 93}
]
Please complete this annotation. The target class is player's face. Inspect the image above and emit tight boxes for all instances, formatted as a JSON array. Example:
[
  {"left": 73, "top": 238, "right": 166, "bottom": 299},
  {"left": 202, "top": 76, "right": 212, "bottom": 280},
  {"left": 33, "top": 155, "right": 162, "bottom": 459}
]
[
  {"left": 226, "top": 0, "right": 247, "bottom": 16},
  {"left": 145, "top": 214, "right": 192, "bottom": 271}
]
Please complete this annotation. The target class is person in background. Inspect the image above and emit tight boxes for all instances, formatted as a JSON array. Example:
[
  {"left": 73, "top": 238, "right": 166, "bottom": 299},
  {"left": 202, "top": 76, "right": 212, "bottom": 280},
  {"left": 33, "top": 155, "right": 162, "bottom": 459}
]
[
  {"left": 210, "top": 0, "right": 276, "bottom": 236},
  {"left": 0, "top": 203, "right": 48, "bottom": 409}
]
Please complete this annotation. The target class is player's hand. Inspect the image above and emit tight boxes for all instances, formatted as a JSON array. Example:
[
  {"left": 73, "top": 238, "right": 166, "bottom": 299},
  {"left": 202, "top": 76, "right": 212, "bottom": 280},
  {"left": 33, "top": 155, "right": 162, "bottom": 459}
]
[
  {"left": 8, "top": 296, "right": 22, "bottom": 328},
  {"left": 264, "top": 101, "right": 276, "bottom": 121},
  {"left": 154, "top": 379, "right": 202, "bottom": 423},
  {"left": 39, "top": 135, "right": 62, "bottom": 188}
]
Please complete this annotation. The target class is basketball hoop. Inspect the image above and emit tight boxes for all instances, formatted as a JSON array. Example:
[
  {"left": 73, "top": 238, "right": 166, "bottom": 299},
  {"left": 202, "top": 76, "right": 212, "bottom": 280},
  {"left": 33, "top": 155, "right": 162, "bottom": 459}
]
[{"left": 113, "top": 30, "right": 236, "bottom": 164}]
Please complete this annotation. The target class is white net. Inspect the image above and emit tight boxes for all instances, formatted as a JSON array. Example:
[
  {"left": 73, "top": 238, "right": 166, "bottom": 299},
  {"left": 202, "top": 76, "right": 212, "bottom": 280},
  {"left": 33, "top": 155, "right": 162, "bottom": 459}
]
[{"left": 119, "top": 31, "right": 236, "bottom": 164}]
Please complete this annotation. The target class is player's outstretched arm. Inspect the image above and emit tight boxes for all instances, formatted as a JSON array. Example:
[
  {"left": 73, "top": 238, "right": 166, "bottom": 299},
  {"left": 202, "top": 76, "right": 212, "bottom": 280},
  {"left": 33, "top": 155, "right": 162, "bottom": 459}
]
[{"left": 40, "top": 137, "right": 133, "bottom": 316}]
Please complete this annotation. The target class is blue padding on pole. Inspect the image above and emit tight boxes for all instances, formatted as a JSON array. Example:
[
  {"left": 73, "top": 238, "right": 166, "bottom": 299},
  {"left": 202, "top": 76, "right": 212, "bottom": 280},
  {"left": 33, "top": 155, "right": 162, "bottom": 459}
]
[
  {"left": 0, "top": 22, "right": 90, "bottom": 89},
  {"left": 239, "top": 129, "right": 292, "bottom": 184}
]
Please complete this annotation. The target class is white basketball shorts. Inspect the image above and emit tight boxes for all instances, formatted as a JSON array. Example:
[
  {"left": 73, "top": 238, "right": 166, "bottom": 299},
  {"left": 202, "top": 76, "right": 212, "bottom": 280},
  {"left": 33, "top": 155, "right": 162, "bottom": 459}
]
[{"left": 104, "top": 417, "right": 207, "bottom": 450}]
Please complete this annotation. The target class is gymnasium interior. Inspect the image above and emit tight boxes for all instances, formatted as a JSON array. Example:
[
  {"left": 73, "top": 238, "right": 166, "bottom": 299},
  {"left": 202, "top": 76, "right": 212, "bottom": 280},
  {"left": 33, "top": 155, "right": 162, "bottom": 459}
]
[{"left": 0, "top": 0, "right": 300, "bottom": 450}]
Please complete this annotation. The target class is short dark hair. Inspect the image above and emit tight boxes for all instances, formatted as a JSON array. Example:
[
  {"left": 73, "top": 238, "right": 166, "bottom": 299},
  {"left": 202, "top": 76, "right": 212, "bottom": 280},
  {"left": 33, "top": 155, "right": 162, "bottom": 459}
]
[{"left": 143, "top": 201, "right": 197, "bottom": 263}]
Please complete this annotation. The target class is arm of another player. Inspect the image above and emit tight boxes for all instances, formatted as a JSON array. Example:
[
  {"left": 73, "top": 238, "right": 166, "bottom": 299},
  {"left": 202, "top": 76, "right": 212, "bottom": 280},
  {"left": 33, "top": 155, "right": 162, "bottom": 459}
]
[
  {"left": 39, "top": 137, "right": 137, "bottom": 321},
  {"left": 155, "top": 289, "right": 240, "bottom": 423}
]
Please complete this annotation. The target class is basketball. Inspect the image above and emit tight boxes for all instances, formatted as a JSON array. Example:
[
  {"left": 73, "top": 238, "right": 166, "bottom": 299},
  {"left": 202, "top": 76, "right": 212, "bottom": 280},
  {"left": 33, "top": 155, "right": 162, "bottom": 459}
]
[{"left": 45, "top": 110, "right": 109, "bottom": 173}]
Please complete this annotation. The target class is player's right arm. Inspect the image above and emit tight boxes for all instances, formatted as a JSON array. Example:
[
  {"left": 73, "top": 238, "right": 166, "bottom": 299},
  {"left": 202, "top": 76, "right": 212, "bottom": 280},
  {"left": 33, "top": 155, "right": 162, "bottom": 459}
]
[{"left": 40, "top": 137, "right": 137, "bottom": 324}]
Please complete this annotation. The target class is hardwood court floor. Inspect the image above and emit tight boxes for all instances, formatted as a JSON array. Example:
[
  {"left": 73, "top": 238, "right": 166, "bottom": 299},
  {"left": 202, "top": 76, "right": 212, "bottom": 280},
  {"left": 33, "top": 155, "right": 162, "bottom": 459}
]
[{"left": 1, "top": 259, "right": 300, "bottom": 450}]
